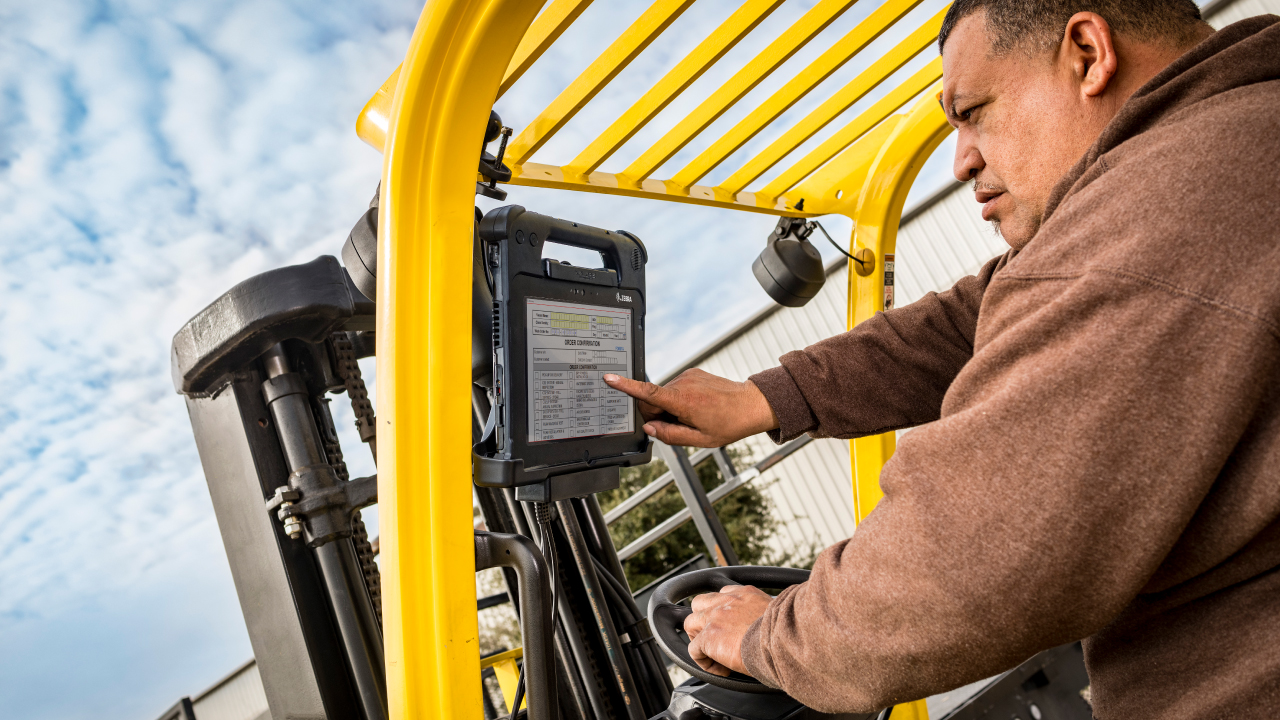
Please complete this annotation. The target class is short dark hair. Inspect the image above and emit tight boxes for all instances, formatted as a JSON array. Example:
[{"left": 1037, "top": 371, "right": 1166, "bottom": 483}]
[{"left": 938, "top": 0, "right": 1206, "bottom": 55}]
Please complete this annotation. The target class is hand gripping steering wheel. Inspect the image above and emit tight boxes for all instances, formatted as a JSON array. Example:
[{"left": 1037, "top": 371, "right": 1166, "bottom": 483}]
[{"left": 647, "top": 565, "right": 811, "bottom": 694}]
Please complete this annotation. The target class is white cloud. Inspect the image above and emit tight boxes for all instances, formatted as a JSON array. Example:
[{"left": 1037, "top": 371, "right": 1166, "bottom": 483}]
[
  {"left": 0, "top": 1, "right": 412, "bottom": 717},
  {"left": 0, "top": 1, "right": 959, "bottom": 718}
]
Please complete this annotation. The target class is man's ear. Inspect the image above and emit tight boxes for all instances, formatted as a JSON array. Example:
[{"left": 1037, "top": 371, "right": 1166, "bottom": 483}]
[{"left": 1061, "top": 12, "right": 1118, "bottom": 98}]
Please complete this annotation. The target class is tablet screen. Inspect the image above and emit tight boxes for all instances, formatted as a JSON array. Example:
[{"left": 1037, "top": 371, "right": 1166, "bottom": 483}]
[{"left": 526, "top": 299, "right": 634, "bottom": 443}]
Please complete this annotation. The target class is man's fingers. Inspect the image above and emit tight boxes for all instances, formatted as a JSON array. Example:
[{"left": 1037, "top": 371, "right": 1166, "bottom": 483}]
[
  {"left": 643, "top": 420, "right": 720, "bottom": 448},
  {"left": 636, "top": 400, "right": 670, "bottom": 422},
  {"left": 690, "top": 590, "right": 733, "bottom": 614},
  {"left": 603, "top": 375, "right": 676, "bottom": 410},
  {"left": 683, "top": 609, "right": 706, "bottom": 638},
  {"left": 689, "top": 635, "right": 731, "bottom": 677}
]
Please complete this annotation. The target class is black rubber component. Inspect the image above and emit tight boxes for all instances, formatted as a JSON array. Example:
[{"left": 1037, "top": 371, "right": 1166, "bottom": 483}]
[
  {"left": 342, "top": 206, "right": 379, "bottom": 302},
  {"left": 648, "top": 566, "right": 810, "bottom": 694},
  {"left": 472, "top": 211, "right": 495, "bottom": 387},
  {"left": 171, "top": 256, "right": 370, "bottom": 397},
  {"left": 341, "top": 185, "right": 381, "bottom": 302},
  {"left": 485, "top": 110, "right": 504, "bottom": 144}
]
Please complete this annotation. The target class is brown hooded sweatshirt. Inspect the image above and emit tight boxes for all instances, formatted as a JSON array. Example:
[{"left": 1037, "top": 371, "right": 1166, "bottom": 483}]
[{"left": 743, "top": 17, "right": 1280, "bottom": 719}]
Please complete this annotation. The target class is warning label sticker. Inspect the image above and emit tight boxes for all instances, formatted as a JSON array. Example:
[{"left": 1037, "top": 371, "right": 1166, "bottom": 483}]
[{"left": 884, "top": 254, "right": 895, "bottom": 311}]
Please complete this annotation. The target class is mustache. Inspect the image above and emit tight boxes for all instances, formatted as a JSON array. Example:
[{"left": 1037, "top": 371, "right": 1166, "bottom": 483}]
[{"left": 971, "top": 178, "right": 1004, "bottom": 194}]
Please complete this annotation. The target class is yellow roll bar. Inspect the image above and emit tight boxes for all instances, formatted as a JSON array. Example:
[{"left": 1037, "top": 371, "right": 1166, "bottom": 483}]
[{"left": 370, "top": 1, "right": 952, "bottom": 717}]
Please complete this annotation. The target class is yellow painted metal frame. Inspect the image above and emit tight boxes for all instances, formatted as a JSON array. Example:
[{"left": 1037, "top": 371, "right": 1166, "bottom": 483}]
[
  {"left": 372, "top": 1, "right": 953, "bottom": 717},
  {"left": 481, "top": 647, "right": 526, "bottom": 712}
]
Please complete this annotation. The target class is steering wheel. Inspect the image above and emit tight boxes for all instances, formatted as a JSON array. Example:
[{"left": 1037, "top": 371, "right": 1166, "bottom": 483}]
[{"left": 647, "top": 565, "right": 810, "bottom": 694}]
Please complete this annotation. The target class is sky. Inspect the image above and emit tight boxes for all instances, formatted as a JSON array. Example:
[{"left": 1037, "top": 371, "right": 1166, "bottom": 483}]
[{"left": 0, "top": 1, "right": 964, "bottom": 718}]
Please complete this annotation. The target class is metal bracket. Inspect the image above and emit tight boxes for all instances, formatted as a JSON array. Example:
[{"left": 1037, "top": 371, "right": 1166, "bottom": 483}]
[
  {"left": 266, "top": 471, "right": 377, "bottom": 547},
  {"left": 474, "top": 531, "right": 557, "bottom": 720},
  {"left": 478, "top": 111, "right": 513, "bottom": 201}
]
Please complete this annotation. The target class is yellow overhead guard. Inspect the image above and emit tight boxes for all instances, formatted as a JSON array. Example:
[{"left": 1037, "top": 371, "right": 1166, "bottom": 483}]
[
  {"left": 361, "top": 0, "right": 949, "bottom": 219},
  {"left": 369, "top": 2, "right": 953, "bottom": 718}
]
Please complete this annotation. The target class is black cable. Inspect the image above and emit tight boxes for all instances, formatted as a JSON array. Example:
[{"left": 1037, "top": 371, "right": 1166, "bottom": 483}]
[
  {"left": 590, "top": 555, "right": 640, "bottom": 621},
  {"left": 507, "top": 502, "right": 558, "bottom": 720},
  {"left": 589, "top": 554, "right": 674, "bottom": 702},
  {"left": 537, "top": 504, "right": 560, "bottom": 642},
  {"left": 508, "top": 675, "right": 526, "bottom": 720},
  {"left": 811, "top": 221, "right": 870, "bottom": 270}
]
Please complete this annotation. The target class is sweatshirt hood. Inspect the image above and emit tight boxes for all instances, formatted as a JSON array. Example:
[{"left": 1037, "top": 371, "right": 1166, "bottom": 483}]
[{"left": 1041, "top": 14, "right": 1280, "bottom": 231}]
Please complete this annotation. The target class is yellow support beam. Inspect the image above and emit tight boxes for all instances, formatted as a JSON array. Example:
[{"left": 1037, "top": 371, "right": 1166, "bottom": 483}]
[
  {"left": 504, "top": 112, "right": 916, "bottom": 218},
  {"left": 509, "top": 160, "right": 808, "bottom": 214},
  {"left": 759, "top": 55, "right": 942, "bottom": 200},
  {"left": 481, "top": 647, "right": 526, "bottom": 713},
  {"left": 356, "top": 0, "right": 584, "bottom": 152},
  {"left": 505, "top": 0, "right": 697, "bottom": 166},
  {"left": 356, "top": 66, "right": 402, "bottom": 153},
  {"left": 563, "top": 0, "right": 786, "bottom": 179},
  {"left": 844, "top": 86, "right": 953, "bottom": 720},
  {"left": 375, "top": 0, "right": 544, "bottom": 717},
  {"left": 789, "top": 118, "right": 902, "bottom": 217},
  {"left": 669, "top": 0, "right": 924, "bottom": 191},
  {"left": 499, "top": 0, "right": 596, "bottom": 98},
  {"left": 719, "top": 6, "right": 946, "bottom": 195},
  {"left": 479, "top": 646, "right": 525, "bottom": 670},
  {"left": 619, "top": 0, "right": 860, "bottom": 189}
]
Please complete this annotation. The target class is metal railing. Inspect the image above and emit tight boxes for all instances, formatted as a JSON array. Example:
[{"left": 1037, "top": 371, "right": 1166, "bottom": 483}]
[{"left": 609, "top": 435, "right": 813, "bottom": 562}]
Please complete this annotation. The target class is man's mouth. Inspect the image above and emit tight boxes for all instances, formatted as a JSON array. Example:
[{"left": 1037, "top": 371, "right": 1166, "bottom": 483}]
[{"left": 975, "top": 188, "right": 1005, "bottom": 221}]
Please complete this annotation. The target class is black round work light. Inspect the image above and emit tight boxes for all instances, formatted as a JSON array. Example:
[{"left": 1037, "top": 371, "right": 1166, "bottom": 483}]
[{"left": 752, "top": 216, "right": 826, "bottom": 307}]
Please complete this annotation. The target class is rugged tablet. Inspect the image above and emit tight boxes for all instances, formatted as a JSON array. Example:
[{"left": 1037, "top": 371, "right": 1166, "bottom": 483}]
[{"left": 474, "top": 205, "right": 652, "bottom": 501}]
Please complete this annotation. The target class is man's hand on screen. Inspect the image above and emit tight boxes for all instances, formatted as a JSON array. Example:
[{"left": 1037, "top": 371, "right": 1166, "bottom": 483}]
[{"left": 602, "top": 369, "right": 778, "bottom": 448}]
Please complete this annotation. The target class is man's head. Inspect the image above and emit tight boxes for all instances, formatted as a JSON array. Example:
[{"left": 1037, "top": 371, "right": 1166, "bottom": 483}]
[{"left": 938, "top": 1, "right": 1212, "bottom": 245}]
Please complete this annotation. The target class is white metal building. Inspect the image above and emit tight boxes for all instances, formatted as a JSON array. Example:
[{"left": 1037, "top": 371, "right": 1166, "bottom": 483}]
[{"left": 155, "top": 661, "right": 269, "bottom": 720}]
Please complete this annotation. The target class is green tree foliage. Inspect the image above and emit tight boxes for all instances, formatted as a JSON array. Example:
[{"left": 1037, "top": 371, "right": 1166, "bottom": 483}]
[{"left": 598, "top": 447, "right": 802, "bottom": 591}]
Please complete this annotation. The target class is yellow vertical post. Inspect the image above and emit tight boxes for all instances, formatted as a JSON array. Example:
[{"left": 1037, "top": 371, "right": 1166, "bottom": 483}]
[
  {"left": 375, "top": 1, "right": 544, "bottom": 718},
  {"left": 480, "top": 647, "right": 527, "bottom": 712},
  {"left": 845, "top": 87, "right": 952, "bottom": 720}
]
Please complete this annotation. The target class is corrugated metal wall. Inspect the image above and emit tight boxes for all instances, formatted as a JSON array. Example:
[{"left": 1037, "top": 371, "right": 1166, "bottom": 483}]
[
  {"left": 1205, "top": 0, "right": 1280, "bottom": 28},
  {"left": 190, "top": 661, "right": 269, "bottom": 720},
  {"left": 654, "top": 0, "right": 1280, "bottom": 562}
]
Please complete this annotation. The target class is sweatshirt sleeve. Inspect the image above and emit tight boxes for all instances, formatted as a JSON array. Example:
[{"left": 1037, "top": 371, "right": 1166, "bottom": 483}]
[
  {"left": 739, "top": 268, "right": 1278, "bottom": 713},
  {"left": 750, "top": 254, "right": 1004, "bottom": 442}
]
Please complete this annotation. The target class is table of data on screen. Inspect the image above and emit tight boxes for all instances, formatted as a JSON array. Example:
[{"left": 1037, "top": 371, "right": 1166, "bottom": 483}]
[{"left": 526, "top": 300, "right": 634, "bottom": 443}]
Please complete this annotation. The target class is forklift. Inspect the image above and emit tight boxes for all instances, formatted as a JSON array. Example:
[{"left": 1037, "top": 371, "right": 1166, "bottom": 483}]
[{"left": 172, "top": 2, "right": 1094, "bottom": 718}]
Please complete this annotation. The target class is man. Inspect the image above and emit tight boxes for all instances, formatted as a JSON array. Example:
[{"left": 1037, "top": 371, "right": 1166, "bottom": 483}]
[{"left": 603, "top": 1, "right": 1280, "bottom": 717}]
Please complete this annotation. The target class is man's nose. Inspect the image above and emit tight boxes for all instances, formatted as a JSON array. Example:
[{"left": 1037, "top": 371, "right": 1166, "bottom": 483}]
[{"left": 953, "top": 137, "right": 984, "bottom": 183}]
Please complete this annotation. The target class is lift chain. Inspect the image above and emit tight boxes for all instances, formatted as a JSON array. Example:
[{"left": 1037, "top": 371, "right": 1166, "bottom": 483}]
[
  {"left": 331, "top": 332, "right": 377, "bottom": 455},
  {"left": 311, "top": 384, "right": 383, "bottom": 627},
  {"left": 326, "top": 333, "right": 383, "bottom": 625}
]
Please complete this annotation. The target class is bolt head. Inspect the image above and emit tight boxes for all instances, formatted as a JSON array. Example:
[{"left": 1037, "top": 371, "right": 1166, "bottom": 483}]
[{"left": 272, "top": 486, "right": 299, "bottom": 503}]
